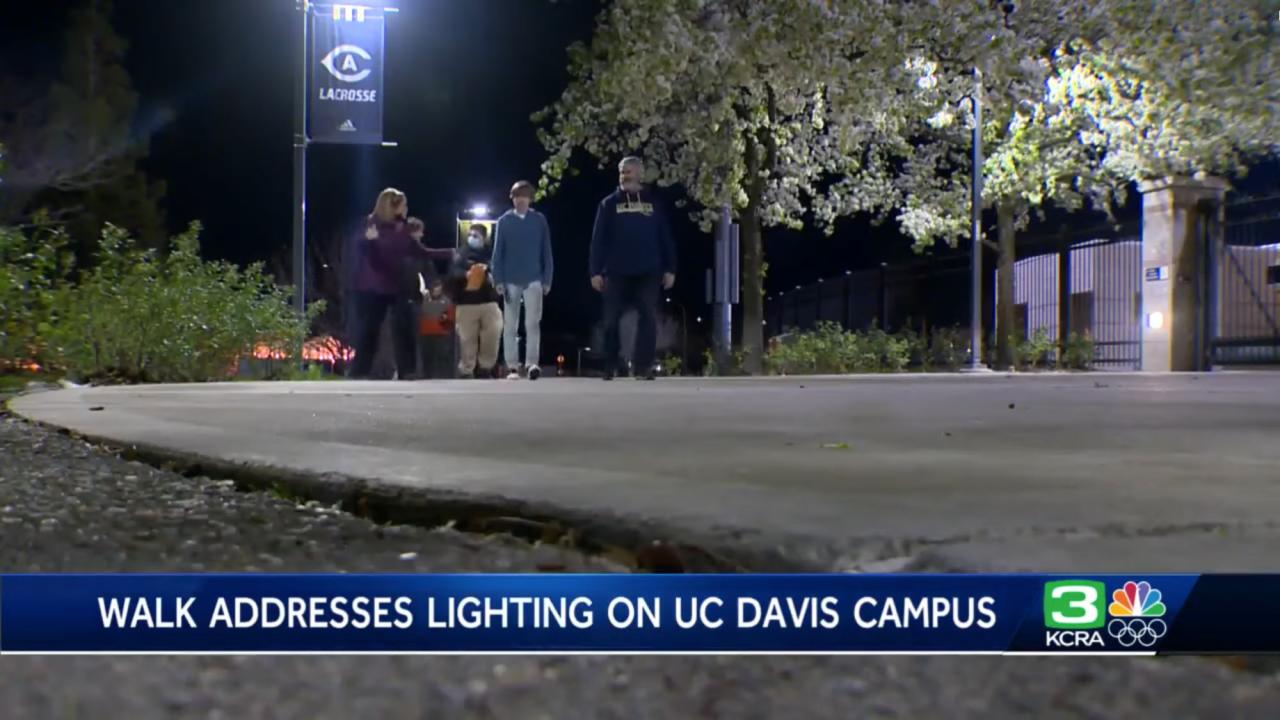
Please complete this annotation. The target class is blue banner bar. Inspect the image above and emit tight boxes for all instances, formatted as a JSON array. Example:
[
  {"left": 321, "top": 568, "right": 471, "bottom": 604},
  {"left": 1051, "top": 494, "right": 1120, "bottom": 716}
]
[
  {"left": 310, "top": 6, "right": 384, "bottom": 144},
  {"left": 0, "top": 573, "right": 1244, "bottom": 654}
]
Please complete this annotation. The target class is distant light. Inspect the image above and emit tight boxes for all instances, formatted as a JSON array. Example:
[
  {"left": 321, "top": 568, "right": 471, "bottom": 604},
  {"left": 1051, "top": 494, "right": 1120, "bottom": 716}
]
[
  {"left": 845, "top": 270, "right": 852, "bottom": 275},
  {"left": 818, "top": 278, "right": 824, "bottom": 283},
  {"left": 584, "top": 346, "right": 592, "bottom": 351},
  {"left": 665, "top": 297, "right": 671, "bottom": 303},
  {"left": 696, "top": 316, "right": 703, "bottom": 323},
  {"left": 1146, "top": 311, "right": 1165, "bottom": 330},
  {"left": 468, "top": 204, "right": 489, "bottom": 217},
  {"left": 795, "top": 285, "right": 801, "bottom": 290}
]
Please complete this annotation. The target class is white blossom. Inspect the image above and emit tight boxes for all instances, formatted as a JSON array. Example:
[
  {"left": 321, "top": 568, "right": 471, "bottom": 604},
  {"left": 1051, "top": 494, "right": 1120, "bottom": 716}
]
[
  {"left": 853, "top": 0, "right": 1280, "bottom": 248},
  {"left": 535, "top": 0, "right": 1280, "bottom": 363},
  {"left": 927, "top": 110, "right": 955, "bottom": 129}
]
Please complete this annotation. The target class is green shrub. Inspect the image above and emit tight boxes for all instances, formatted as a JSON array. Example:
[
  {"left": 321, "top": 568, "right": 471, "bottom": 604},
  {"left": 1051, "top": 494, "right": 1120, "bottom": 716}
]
[
  {"left": 1015, "top": 328, "right": 1057, "bottom": 370},
  {"left": 929, "top": 327, "right": 969, "bottom": 370},
  {"left": 864, "top": 324, "right": 911, "bottom": 372},
  {"left": 900, "top": 328, "right": 930, "bottom": 371},
  {"left": 1059, "top": 331, "right": 1095, "bottom": 370},
  {"left": 704, "top": 347, "right": 752, "bottom": 376},
  {"left": 287, "top": 363, "right": 340, "bottom": 381},
  {"left": 658, "top": 352, "right": 683, "bottom": 376},
  {"left": 766, "top": 321, "right": 853, "bottom": 375},
  {"left": 40, "top": 222, "right": 322, "bottom": 383},
  {"left": 765, "top": 322, "right": 925, "bottom": 375},
  {"left": 765, "top": 323, "right": 992, "bottom": 375},
  {"left": 270, "top": 363, "right": 325, "bottom": 382},
  {"left": 702, "top": 348, "right": 718, "bottom": 377},
  {"left": 0, "top": 218, "right": 75, "bottom": 370}
]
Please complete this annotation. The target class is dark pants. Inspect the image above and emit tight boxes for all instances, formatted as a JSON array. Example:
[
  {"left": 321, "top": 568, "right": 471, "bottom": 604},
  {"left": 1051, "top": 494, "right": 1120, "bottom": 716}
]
[
  {"left": 349, "top": 291, "right": 417, "bottom": 379},
  {"left": 418, "top": 335, "right": 455, "bottom": 379},
  {"left": 602, "top": 273, "right": 661, "bottom": 373}
]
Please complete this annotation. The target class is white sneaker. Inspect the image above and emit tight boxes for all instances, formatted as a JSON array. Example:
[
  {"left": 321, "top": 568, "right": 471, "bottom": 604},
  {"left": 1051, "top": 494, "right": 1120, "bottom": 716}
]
[
  {"left": 527, "top": 365, "right": 541, "bottom": 381},
  {"left": 506, "top": 370, "right": 521, "bottom": 380}
]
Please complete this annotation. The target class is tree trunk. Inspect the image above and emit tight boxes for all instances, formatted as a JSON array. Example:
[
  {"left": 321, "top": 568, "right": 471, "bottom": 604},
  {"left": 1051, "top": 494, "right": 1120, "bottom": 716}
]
[
  {"left": 740, "top": 133, "right": 765, "bottom": 375},
  {"left": 995, "top": 199, "right": 1017, "bottom": 369}
]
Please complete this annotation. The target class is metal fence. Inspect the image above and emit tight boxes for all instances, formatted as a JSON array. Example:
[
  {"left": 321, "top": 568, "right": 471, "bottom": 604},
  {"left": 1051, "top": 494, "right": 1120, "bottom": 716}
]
[
  {"left": 766, "top": 254, "right": 974, "bottom": 338},
  {"left": 1212, "top": 196, "right": 1280, "bottom": 365},
  {"left": 767, "top": 223, "right": 1143, "bottom": 369},
  {"left": 768, "top": 198, "right": 1280, "bottom": 370}
]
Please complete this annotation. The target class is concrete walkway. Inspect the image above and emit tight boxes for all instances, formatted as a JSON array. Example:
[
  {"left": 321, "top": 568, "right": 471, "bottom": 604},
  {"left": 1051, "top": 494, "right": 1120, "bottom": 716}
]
[{"left": 10, "top": 373, "right": 1280, "bottom": 570}]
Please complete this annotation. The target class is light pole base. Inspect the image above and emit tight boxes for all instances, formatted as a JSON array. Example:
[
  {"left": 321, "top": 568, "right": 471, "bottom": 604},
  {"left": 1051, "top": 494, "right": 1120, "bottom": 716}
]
[{"left": 960, "top": 363, "right": 993, "bottom": 374}]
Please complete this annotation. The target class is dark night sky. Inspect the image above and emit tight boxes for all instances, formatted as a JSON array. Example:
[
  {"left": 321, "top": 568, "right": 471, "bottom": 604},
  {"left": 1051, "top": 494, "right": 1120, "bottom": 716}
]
[
  {"left": 0, "top": 0, "right": 919, "bottom": 351},
  {"left": 4, "top": 1, "right": 1276, "bottom": 355}
]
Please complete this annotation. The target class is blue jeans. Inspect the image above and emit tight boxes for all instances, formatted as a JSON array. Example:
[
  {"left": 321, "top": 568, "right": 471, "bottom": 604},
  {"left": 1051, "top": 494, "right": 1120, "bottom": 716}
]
[{"left": 503, "top": 281, "right": 544, "bottom": 369}]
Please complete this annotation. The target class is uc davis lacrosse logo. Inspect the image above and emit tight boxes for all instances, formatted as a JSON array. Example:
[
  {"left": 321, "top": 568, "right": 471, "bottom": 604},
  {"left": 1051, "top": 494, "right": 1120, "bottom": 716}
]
[{"left": 1106, "top": 581, "right": 1168, "bottom": 648}]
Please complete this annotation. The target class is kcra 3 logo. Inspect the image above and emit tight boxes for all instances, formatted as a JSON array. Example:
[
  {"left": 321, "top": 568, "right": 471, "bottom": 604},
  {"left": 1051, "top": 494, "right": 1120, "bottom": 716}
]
[{"left": 1043, "top": 580, "right": 1168, "bottom": 649}]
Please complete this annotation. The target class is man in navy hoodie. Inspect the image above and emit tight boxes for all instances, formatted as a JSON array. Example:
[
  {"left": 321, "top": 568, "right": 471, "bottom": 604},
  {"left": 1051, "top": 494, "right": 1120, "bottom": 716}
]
[{"left": 589, "top": 156, "right": 677, "bottom": 381}]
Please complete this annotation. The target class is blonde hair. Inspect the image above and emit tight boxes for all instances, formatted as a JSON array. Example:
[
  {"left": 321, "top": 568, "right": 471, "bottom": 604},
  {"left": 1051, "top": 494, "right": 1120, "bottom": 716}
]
[{"left": 371, "top": 188, "right": 407, "bottom": 223}]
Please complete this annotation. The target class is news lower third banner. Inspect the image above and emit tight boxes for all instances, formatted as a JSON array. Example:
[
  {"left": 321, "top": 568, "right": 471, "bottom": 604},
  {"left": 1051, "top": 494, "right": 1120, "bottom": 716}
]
[
  {"left": 310, "top": 5, "right": 385, "bottom": 144},
  {"left": 0, "top": 574, "right": 1276, "bottom": 654}
]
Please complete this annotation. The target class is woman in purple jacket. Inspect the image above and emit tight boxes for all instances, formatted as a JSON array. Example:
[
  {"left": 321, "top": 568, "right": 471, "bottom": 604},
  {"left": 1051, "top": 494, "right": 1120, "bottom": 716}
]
[{"left": 348, "top": 188, "right": 446, "bottom": 379}]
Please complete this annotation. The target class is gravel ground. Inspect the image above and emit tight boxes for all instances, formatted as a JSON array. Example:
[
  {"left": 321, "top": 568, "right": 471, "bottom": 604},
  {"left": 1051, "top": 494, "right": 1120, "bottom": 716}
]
[{"left": 2, "top": 412, "right": 1279, "bottom": 719}]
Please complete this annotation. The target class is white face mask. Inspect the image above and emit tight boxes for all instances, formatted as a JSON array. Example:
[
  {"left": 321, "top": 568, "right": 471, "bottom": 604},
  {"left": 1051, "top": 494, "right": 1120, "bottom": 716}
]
[{"left": 468, "top": 235, "right": 484, "bottom": 250}]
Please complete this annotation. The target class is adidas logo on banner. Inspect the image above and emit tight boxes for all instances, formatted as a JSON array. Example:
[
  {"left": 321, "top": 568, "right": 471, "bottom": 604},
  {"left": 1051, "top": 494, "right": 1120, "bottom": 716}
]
[
  {"left": 338, "top": 119, "right": 357, "bottom": 132},
  {"left": 333, "top": 4, "right": 369, "bottom": 22}
]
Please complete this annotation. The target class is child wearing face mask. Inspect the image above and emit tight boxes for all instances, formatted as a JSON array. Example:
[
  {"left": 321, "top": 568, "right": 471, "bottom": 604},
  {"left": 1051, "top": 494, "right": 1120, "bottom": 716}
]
[{"left": 445, "top": 224, "right": 503, "bottom": 378}]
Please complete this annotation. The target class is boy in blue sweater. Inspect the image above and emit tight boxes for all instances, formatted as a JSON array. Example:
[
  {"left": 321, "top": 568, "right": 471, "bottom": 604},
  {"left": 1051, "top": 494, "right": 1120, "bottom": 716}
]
[
  {"left": 589, "top": 156, "right": 677, "bottom": 380},
  {"left": 491, "top": 180, "right": 554, "bottom": 380}
]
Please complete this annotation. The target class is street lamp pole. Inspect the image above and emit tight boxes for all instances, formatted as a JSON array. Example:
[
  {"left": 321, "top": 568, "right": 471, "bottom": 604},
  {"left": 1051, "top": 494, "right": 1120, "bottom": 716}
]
[
  {"left": 577, "top": 346, "right": 590, "bottom": 376},
  {"left": 960, "top": 67, "right": 989, "bottom": 372},
  {"left": 292, "top": 0, "right": 310, "bottom": 347}
]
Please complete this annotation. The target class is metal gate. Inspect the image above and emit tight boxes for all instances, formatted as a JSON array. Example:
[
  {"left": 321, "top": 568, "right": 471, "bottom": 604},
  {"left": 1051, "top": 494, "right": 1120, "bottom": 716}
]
[
  {"left": 1002, "top": 233, "right": 1143, "bottom": 370},
  {"left": 1069, "top": 238, "right": 1144, "bottom": 369},
  {"left": 1211, "top": 197, "right": 1280, "bottom": 365}
]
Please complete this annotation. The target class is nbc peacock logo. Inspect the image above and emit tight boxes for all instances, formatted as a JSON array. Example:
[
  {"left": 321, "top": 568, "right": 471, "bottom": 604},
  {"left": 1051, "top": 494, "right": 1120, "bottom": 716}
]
[{"left": 1106, "top": 581, "right": 1168, "bottom": 648}]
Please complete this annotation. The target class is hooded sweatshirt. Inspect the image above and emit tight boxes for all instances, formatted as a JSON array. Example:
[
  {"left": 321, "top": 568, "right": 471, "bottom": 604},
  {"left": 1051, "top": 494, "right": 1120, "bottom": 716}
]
[{"left": 588, "top": 187, "right": 677, "bottom": 278}]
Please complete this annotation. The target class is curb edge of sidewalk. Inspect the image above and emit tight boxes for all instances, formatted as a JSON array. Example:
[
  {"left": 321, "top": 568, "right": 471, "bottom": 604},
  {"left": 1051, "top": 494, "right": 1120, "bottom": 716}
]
[{"left": 7, "top": 401, "right": 843, "bottom": 574}]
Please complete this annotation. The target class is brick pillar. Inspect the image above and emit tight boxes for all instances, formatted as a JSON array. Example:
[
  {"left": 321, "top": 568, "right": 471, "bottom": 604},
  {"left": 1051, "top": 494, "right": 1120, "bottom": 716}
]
[{"left": 1138, "top": 176, "right": 1227, "bottom": 372}]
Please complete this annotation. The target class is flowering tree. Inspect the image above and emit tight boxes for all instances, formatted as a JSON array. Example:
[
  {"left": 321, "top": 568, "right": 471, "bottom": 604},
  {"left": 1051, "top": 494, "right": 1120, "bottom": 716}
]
[
  {"left": 1051, "top": 1, "right": 1280, "bottom": 183},
  {"left": 877, "top": 1, "right": 1116, "bottom": 367},
  {"left": 535, "top": 0, "right": 924, "bottom": 372},
  {"left": 882, "top": 0, "right": 1280, "bottom": 366},
  {"left": 540, "top": 0, "right": 1279, "bottom": 371}
]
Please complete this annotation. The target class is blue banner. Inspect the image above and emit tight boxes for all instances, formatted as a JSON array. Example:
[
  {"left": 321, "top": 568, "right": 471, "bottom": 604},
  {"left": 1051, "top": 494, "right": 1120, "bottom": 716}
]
[
  {"left": 0, "top": 573, "right": 1262, "bottom": 654},
  {"left": 310, "top": 4, "right": 384, "bottom": 144}
]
